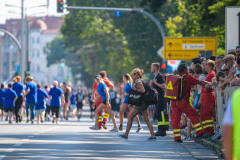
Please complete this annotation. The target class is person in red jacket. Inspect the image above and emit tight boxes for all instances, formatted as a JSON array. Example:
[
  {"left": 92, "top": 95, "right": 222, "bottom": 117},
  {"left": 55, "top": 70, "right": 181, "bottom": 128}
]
[
  {"left": 199, "top": 60, "right": 216, "bottom": 136},
  {"left": 92, "top": 71, "right": 114, "bottom": 129},
  {"left": 171, "top": 64, "right": 210, "bottom": 143}
]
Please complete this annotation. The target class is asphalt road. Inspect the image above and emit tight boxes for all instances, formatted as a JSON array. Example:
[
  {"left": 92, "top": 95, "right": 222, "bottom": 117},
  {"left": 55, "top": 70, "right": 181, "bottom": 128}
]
[{"left": 0, "top": 106, "right": 223, "bottom": 160}]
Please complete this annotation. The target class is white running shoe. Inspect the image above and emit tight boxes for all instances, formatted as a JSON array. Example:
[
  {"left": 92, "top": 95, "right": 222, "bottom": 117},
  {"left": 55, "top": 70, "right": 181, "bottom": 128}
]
[
  {"left": 109, "top": 128, "right": 119, "bottom": 132},
  {"left": 89, "top": 125, "right": 99, "bottom": 130}
]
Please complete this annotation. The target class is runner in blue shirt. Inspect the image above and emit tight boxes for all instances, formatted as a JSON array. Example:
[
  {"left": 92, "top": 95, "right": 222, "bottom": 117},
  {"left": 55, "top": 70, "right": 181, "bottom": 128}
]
[
  {"left": 24, "top": 76, "right": 37, "bottom": 124},
  {"left": 49, "top": 81, "right": 65, "bottom": 124},
  {"left": 12, "top": 76, "right": 25, "bottom": 123},
  {"left": 3, "top": 83, "right": 17, "bottom": 124},
  {"left": 90, "top": 75, "right": 118, "bottom": 132},
  {"left": 36, "top": 84, "right": 48, "bottom": 124},
  {"left": 0, "top": 83, "right": 5, "bottom": 121},
  {"left": 70, "top": 91, "right": 77, "bottom": 119}
]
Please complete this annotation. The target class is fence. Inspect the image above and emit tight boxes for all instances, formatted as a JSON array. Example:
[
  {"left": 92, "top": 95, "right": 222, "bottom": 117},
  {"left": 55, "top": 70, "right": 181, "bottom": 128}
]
[{"left": 215, "top": 86, "right": 239, "bottom": 132}]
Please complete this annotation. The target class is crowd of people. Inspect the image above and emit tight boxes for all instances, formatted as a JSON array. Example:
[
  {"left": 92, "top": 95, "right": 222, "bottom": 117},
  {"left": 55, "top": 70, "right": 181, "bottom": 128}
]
[{"left": 0, "top": 50, "right": 239, "bottom": 149}]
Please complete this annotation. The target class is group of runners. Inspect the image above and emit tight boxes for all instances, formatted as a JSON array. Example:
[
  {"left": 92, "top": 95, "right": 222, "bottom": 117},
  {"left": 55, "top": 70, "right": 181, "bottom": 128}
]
[{"left": 0, "top": 76, "right": 86, "bottom": 124}]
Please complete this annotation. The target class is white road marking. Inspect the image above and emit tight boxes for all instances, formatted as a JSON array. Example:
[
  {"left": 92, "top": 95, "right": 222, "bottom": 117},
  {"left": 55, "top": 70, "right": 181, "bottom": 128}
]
[
  {"left": 5, "top": 148, "right": 15, "bottom": 152},
  {"left": 21, "top": 139, "right": 29, "bottom": 141},
  {"left": 13, "top": 143, "right": 23, "bottom": 147},
  {"left": 0, "top": 155, "right": 6, "bottom": 160}
]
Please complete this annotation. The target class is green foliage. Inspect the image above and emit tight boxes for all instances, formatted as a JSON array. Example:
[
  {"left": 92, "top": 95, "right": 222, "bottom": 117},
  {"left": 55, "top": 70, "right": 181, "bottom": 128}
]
[{"left": 45, "top": 0, "right": 239, "bottom": 87}]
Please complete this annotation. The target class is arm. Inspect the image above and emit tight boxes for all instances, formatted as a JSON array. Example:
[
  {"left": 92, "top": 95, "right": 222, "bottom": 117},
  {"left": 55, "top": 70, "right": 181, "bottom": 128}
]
[
  {"left": 153, "top": 79, "right": 166, "bottom": 89},
  {"left": 104, "top": 88, "right": 110, "bottom": 107},
  {"left": 61, "top": 94, "right": 65, "bottom": 104},
  {"left": 198, "top": 80, "right": 211, "bottom": 86},
  {"left": 22, "top": 89, "right": 25, "bottom": 96},
  {"left": 132, "top": 81, "right": 145, "bottom": 93},
  {"left": 223, "top": 125, "right": 233, "bottom": 160},
  {"left": 25, "top": 89, "right": 30, "bottom": 97},
  {"left": 91, "top": 94, "right": 100, "bottom": 109}
]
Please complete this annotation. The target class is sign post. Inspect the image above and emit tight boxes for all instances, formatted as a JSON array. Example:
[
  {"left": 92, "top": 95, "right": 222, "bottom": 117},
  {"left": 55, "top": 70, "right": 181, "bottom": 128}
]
[{"left": 164, "top": 37, "right": 217, "bottom": 60}]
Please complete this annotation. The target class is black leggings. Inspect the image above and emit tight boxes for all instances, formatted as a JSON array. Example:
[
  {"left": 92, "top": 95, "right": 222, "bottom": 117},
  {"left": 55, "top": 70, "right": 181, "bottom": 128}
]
[
  {"left": 51, "top": 107, "right": 60, "bottom": 118},
  {"left": 45, "top": 105, "right": 51, "bottom": 117},
  {"left": 15, "top": 96, "right": 23, "bottom": 121}
]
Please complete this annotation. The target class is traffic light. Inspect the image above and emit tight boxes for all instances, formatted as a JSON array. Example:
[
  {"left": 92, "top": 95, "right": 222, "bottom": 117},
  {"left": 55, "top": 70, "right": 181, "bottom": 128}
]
[
  {"left": 57, "top": 0, "right": 64, "bottom": 13},
  {"left": 61, "top": 62, "right": 65, "bottom": 67}
]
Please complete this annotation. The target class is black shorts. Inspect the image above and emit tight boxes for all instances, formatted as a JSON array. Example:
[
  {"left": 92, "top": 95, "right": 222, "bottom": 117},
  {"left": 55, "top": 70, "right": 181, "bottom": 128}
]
[
  {"left": 102, "top": 101, "right": 111, "bottom": 105},
  {"left": 0, "top": 104, "right": 3, "bottom": 110},
  {"left": 77, "top": 103, "right": 83, "bottom": 110},
  {"left": 4, "top": 108, "right": 14, "bottom": 112},
  {"left": 51, "top": 107, "right": 60, "bottom": 118}
]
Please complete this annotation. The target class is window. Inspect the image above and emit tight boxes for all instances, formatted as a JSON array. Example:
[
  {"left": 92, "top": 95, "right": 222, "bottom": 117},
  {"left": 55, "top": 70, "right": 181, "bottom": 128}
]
[
  {"left": 37, "top": 50, "right": 40, "bottom": 57},
  {"left": 32, "top": 50, "right": 35, "bottom": 57},
  {"left": 37, "top": 37, "right": 40, "bottom": 44},
  {"left": 32, "top": 37, "right": 34, "bottom": 44},
  {"left": 37, "top": 65, "right": 40, "bottom": 72},
  {"left": 31, "top": 64, "right": 34, "bottom": 72}
]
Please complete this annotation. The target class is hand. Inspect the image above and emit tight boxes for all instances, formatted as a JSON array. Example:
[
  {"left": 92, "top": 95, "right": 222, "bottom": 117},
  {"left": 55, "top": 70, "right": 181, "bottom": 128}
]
[
  {"left": 106, "top": 101, "right": 110, "bottom": 108},
  {"left": 91, "top": 103, "right": 96, "bottom": 109},
  {"left": 198, "top": 100, "right": 201, "bottom": 107},
  {"left": 153, "top": 78, "right": 157, "bottom": 84},
  {"left": 149, "top": 80, "right": 153, "bottom": 86},
  {"left": 132, "top": 85, "right": 136, "bottom": 90}
]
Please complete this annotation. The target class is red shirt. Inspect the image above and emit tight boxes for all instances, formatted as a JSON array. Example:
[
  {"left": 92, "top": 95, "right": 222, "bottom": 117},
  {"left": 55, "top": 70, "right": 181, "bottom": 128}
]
[
  {"left": 179, "top": 73, "right": 199, "bottom": 101},
  {"left": 92, "top": 77, "right": 114, "bottom": 103},
  {"left": 201, "top": 71, "right": 216, "bottom": 93}
]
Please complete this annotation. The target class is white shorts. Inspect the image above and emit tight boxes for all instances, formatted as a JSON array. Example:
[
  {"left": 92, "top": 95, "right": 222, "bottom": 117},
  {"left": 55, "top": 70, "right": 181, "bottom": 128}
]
[{"left": 70, "top": 105, "right": 76, "bottom": 110}]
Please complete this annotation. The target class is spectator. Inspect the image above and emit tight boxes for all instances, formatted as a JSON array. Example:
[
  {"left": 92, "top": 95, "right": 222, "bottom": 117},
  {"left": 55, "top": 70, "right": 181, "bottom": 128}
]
[
  {"left": 227, "top": 49, "right": 236, "bottom": 56},
  {"left": 236, "top": 45, "right": 240, "bottom": 59},
  {"left": 215, "top": 55, "right": 224, "bottom": 72},
  {"left": 3, "top": 83, "right": 17, "bottom": 124},
  {"left": 199, "top": 60, "right": 216, "bottom": 136},
  {"left": 231, "top": 57, "right": 240, "bottom": 86},
  {"left": 222, "top": 54, "right": 236, "bottom": 80},
  {"left": 25, "top": 76, "right": 37, "bottom": 124}
]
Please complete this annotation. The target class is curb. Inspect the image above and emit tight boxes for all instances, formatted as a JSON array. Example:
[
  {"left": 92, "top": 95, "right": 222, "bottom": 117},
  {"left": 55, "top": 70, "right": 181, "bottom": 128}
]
[{"left": 181, "top": 129, "right": 224, "bottom": 158}]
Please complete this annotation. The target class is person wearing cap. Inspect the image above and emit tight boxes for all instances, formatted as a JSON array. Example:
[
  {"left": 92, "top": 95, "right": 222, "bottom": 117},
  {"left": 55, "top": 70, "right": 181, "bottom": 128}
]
[
  {"left": 24, "top": 76, "right": 37, "bottom": 124},
  {"left": 223, "top": 54, "right": 238, "bottom": 80},
  {"left": 90, "top": 75, "right": 118, "bottom": 132},
  {"left": 92, "top": 70, "right": 114, "bottom": 129},
  {"left": 227, "top": 49, "right": 236, "bottom": 56},
  {"left": 49, "top": 81, "right": 65, "bottom": 124}
]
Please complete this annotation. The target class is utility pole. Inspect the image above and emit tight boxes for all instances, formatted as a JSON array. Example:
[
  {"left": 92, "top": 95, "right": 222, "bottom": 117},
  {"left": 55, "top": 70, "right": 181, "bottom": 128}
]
[{"left": 21, "top": 0, "right": 25, "bottom": 81}]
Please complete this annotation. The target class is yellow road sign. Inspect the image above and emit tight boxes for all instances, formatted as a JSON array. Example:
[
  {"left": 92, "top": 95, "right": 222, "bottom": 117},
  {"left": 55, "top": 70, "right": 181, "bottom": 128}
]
[{"left": 164, "top": 37, "right": 217, "bottom": 60}]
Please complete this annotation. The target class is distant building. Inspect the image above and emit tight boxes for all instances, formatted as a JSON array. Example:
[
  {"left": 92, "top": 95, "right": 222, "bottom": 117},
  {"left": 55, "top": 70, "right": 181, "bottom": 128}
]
[{"left": 0, "top": 16, "right": 72, "bottom": 85}]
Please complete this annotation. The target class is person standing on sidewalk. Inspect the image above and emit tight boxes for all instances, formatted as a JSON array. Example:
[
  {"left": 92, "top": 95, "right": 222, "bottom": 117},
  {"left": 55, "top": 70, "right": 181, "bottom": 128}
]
[
  {"left": 24, "top": 76, "right": 37, "bottom": 124},
  {"left": 90, "top": 75, "right": 118, "bottom": 132},
  {"left": 3, "top": 83, "right": 17, "bottom": 124},
  {"left": 36, "top": 84, "right": 48, "bottom": 124},
  {"left": 0, "top": 83, "right": 5, "bottom": 121},
  {"left": 199, "top": 60, "right": 216, "bottom": 136},
  {"left": 49, "top": 81, "right": 65, "bottom": 124},
  {"left": 150, "top": 62, "right": 168, "bottom": 137},
  {"left": 12, "top": 76, "right": 25, "bottom": 123},
  {"left": 171, "top": 64, "right": 210, "bottom": 143},
  {"left": 118, "top": 68, "right": 156, "bottom": 140}
]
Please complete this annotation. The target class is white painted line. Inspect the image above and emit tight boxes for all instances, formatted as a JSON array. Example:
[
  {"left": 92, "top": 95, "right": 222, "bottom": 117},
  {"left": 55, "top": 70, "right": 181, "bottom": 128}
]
[
  {"left": 21, "top": 139, "right": 29, "bottom": 141},
  {"left": 0, "top": 155, "right": 6, "bottom": 160},
  {"left": 5, "top": 148, "right": 15, "bottom": 152},
  {"left": 27, "top": 136, "right": 34, "bottom": 138},
  {"left": 13, "top": 143, "right": 23, "bottom": 147}
]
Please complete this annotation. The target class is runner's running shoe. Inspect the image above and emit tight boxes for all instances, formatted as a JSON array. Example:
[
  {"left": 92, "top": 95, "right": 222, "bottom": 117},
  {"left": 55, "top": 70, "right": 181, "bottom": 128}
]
[
  {"left": 109, "top": 128, "right": 119, "bottom": 132},
  {"left": 146, "top": 136, "right": 156, "bottom": 141},
  {"left": 101, "top": 123, "right": 107, "bottom": 130},
  {"left": 119, "top": 126, "right": 123, "bottom": 131},
  {"left": 89, "top": 125, "right": 99, "bottom": 130},
  {"left": 118, "top": 133, "right": 128, "bottom": 140},
  {"left": 136, "top": 127, "right": 143, "bottom": 132}
]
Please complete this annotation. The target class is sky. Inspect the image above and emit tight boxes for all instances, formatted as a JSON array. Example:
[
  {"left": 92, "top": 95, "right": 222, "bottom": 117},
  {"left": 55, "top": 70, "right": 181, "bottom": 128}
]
[{"left": 0, "top": 0, "right": 66, "bottom": 24}]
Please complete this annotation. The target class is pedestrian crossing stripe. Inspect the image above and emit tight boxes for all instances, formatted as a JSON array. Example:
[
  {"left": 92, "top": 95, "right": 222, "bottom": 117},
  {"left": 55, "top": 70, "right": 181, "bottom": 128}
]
[{"left": 167, "top": 81, "right": 173, "bottom": 90}]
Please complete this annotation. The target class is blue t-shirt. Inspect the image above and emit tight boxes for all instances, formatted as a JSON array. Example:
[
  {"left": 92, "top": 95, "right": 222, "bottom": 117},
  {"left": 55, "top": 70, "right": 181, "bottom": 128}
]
[
  {"left": 12, "top": 82, "right": 24, "bottom": 97},
  {"left": 25, "top": 82, "right": 37, "bottom": 104},
  {"left": 36, "top": 89, "right": 48, "bottom": 110},
  {"left": 49, "top": 87, "right": 64, "bottom": 107},
  {"left": 0, "top": 89, "right": 5, "bottom": 104},
  {"left": 124, "top": 82, "right": 132, "bottom": 94},
  {"left": 97, "top": 82, "right": 111, "bottom": 101},
  {"left": 70, "top": 93, "right": 76, "bottom": 105},
  {"left": 3, "top": 89, "right": 17, "bottom": 108}
]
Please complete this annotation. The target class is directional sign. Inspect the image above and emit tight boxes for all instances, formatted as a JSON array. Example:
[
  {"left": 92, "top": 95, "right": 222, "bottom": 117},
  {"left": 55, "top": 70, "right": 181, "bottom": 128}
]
[{"left": 164, "top": 37, "right": 217, "bottom": 60}]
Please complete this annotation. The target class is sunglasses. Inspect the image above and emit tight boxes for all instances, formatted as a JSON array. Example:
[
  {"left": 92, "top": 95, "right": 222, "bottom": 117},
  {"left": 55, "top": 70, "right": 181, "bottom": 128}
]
[
  {"left": 222, "top": 69, "right": 229, "bottom": 72},
  {"left": 132, "top": 73, "right": 137, "bottom": 75}
]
